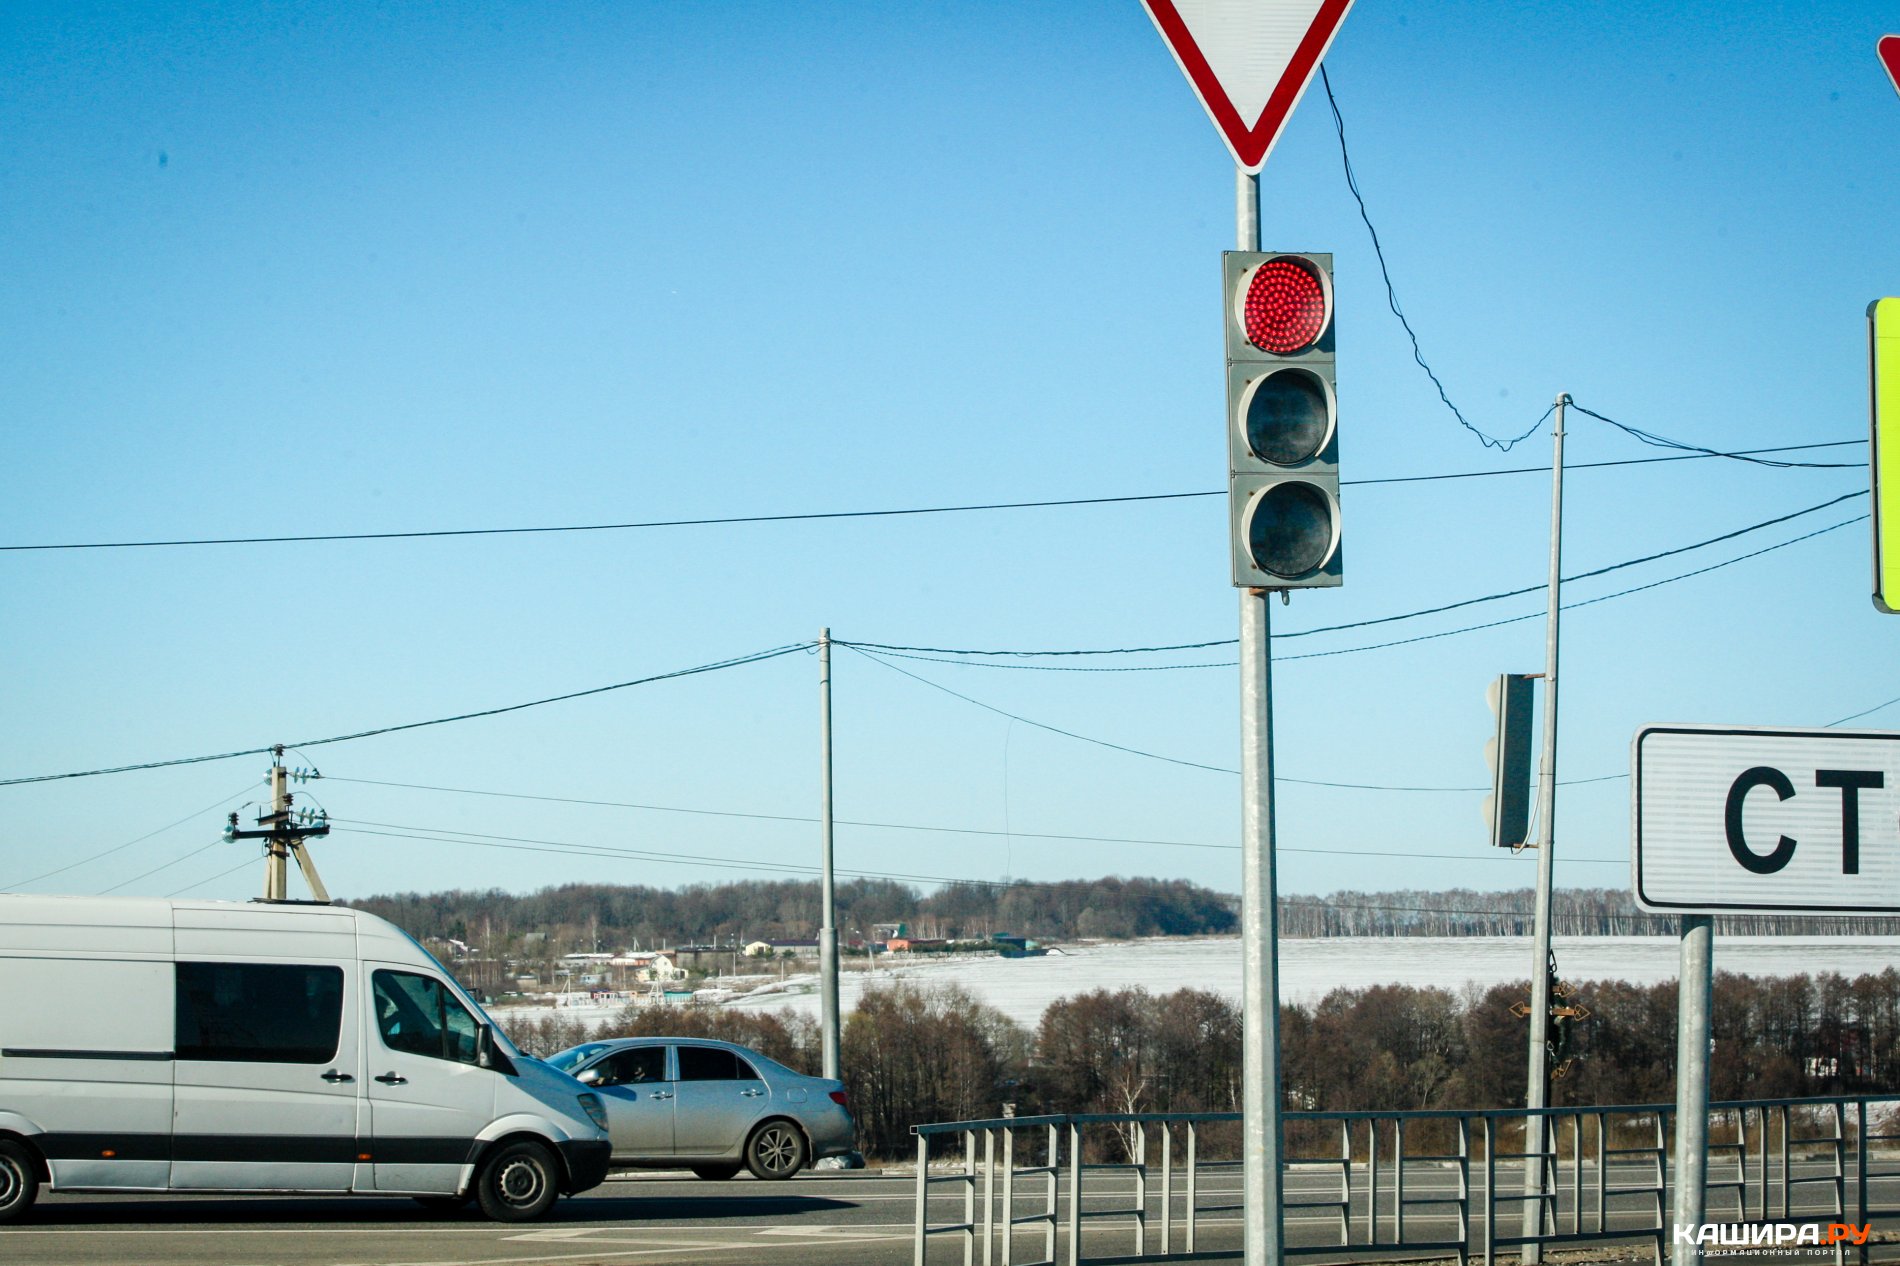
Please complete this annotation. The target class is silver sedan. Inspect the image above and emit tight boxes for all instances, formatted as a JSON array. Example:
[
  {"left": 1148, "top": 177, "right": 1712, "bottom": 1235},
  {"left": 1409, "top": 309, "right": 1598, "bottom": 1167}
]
[{"left": 546, "top": 1038, "right": 855, "bottom": 1180}]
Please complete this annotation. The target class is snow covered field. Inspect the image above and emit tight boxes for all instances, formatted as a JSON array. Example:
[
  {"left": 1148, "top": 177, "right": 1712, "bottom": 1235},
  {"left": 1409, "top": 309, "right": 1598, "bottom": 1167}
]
[{"left": 490, "top": 935, "right": 1900, "bottom": 1032}]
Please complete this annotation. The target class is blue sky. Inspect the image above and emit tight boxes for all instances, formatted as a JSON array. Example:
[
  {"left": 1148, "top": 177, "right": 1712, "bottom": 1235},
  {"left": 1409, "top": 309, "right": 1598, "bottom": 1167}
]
[{"left": 3, "top": 1, "right": 1896, "bottom": 911}]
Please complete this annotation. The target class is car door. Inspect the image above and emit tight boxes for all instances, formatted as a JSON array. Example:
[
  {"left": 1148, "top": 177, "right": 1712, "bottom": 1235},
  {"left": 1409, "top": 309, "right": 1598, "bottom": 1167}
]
[
  {"left": 169, "top": 959, "right": 361, "bottom": 1191},
  {"left": 670, "top": 1045, "right": 768, "bottom": 1158},
  {"left": 362, "top": 966, "right": 496, "bottom": 1194},
  {"left": 582, "top": 1044, "right": 674, "bottom": 1159}
]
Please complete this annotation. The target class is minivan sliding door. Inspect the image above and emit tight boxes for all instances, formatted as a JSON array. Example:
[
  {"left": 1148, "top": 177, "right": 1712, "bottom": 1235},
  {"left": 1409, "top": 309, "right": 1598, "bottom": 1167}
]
[{"left": 169, "top": 960, "right": 361, "bottom": 1191}]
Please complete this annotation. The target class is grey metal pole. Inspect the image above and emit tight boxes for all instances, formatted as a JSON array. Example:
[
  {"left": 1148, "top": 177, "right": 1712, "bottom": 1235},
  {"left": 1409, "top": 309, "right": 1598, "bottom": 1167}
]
[
  {"left": 1672, "top": 915, "right": 1714, "bottom": 1261},
  {"left": 1520, "top": 393, "right": 1568, "bottom": 1260},
  {"left": 1236, "top": 165, "right": 1284, "bottom": 1266},
  {"left": 819, "top": 629, "right": 842, "bottom": 1080}
]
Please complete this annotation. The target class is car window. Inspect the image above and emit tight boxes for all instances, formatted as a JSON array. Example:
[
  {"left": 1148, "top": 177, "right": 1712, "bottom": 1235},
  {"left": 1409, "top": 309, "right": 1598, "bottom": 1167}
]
[
  {"left": 594, "top": 1045, "right": 668, "bottom": 1086},
  {"left": 372, "top": 969, "right": 480, "bottom": 1065},
  {"left": 547, "top": 1041, "right": 611, "bottom": 1072},
  {"left": 175, "top": 962, "right": 343, "bottom": 1064},
  {"left": 676, "top": 1045, "right": 760, "bottom": 1081}
]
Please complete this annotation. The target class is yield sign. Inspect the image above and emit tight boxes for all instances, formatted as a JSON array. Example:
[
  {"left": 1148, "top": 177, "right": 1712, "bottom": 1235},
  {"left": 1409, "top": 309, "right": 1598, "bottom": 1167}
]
[
  {"left": 1141, "top": 0, "right": 1356, "bottom": 173},
  {"left": 1882, "top": 35, "right": 1900, "bottom": 100}
]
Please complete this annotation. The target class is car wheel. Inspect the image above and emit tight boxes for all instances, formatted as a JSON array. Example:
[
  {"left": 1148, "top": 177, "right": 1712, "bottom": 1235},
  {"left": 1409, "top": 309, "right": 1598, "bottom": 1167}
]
[
  {"left": 0, "top": 1140, "right": 40, "bottom": 1224},
  {"left": 744, "top": 1120, "right": 807, "bottom": 1181},
  {"left": 475, "top": 1140, "right": 560, "bottom": 1222},
  {"left": 691, "top": 1163, "right": 742, "bottom": 1181},
  {"left": 413, "top": 1193, "right": 474, "bottom": 1213}
]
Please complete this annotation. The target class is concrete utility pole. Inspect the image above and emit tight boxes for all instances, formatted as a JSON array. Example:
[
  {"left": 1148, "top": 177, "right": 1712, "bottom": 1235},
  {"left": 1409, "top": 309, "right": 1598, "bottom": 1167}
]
[
  {"left": 1520, "top": 393, "right": 1568, "bottom": 1260},
  {"left": 818, "top": 629, "right": 842, "bottom": 1080},
  {"left": 1236, "top": 167, "right": 1286, "bottom": 1266},
  {"left": 227, "top": 746, "right": 330, "bottom": 902}
]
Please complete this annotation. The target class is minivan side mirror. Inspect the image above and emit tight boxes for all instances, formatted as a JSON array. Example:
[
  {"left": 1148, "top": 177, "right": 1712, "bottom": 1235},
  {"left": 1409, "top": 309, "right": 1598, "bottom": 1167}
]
[
  {"left": 477, "top": 1024, "right": 494, "bottom": 1069},
  {"left": 575, "top": 1066, "right": 603, "bottom": 1086}
]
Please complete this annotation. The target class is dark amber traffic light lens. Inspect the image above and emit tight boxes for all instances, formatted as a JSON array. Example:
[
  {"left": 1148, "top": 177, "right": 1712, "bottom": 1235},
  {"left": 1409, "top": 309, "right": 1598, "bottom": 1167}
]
[
  {"left": 1242, "top": 257, "right": 1329, "bottom": 354},
  {"left": 1244, "top": 368, "right": 1332, "bottom": 465},
  {"left": 1246, "top": 481, "right": 1337, "bottom": 579}
]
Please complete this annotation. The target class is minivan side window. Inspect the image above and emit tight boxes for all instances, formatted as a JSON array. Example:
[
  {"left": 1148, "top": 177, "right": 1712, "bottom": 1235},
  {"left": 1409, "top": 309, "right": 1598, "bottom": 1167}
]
[
  {"left": 676, "top": 1045, "right": 759, "bottom": 1082},
  {"left": 175, "top": 962, "right": 344, "bottom": 1064},
  {"left": 372, "top": 969, "right": 480, "bottom": 1065}
]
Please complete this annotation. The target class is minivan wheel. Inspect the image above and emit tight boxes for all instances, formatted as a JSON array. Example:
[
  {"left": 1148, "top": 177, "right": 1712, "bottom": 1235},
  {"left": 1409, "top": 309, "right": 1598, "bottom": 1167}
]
[
  {"left": 0, "top": 1140, "right": 40, "bottom": 1224},
  {"left": 691, "top": 1163, "right": 742, "bottom": 1181},
  {"left": 744, "top": 1121, "right": 807, "bottom": 1180},
  {"left": 475, "top": 1141, "right": 559, "bottom": 1222}
]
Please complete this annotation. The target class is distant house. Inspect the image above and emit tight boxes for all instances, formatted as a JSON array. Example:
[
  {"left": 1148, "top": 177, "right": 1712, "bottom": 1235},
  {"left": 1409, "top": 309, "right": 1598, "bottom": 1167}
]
[
  {"left": 746, "top": 939, "right": 818, "bottom": 957},
  {"left": 886, "top": 936, "right": 946, "bottom": 953}
]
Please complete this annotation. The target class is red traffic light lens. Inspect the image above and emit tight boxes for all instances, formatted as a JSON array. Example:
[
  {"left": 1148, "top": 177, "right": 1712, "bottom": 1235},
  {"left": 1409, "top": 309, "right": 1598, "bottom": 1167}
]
[{"left": 1242, "top": 257, "right": 1330, "bottom": 355}]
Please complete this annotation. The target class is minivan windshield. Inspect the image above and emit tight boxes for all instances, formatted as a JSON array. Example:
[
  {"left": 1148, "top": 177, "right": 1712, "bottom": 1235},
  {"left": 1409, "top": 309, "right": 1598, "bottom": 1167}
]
[{"left": 546, "top": 1042, "right": 612, "bottom": 1072}]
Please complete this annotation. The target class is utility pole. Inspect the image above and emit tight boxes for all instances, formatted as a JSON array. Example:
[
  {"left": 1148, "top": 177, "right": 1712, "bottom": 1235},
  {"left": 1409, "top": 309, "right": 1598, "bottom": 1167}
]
[
  {"left": 1236, "top": 167, "right": 1286, "bottom": 1266},
  {"left": 818, "top": 629, "right": 842, "bottom": 1080},
  {"left": 226, "top": 745, "right": 331, "bottom": 902},
  {"left": 1520, "top": 393, "right": 1569, "bottom": 1260}
]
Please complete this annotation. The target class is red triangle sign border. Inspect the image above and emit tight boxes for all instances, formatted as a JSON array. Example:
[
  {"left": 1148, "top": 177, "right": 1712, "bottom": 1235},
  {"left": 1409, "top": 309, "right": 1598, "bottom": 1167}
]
[{"left": 1144, "top": 0, "right": 1357, "bottom": 173}]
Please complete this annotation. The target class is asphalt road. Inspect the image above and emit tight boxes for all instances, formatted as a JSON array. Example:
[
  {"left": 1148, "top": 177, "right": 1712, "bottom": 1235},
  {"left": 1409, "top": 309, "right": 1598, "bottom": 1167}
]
[{"left": 3, "top": 1165, "right": 1895, "bottom": 1266}]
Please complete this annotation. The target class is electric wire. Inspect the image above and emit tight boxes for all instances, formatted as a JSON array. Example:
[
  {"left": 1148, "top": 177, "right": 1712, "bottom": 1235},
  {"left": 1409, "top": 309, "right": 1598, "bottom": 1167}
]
[
  {"left": 0, "top": 782, "right": 258, "bottom": 890},
  {"left": 1828, "top": 695, "right": 1900, "bottom": 727},
  {"left": 97, "top": 838, "right": 226, "bottom": 895},
  {"left": 1570, "top": 402, "right": 1857, "bottom": 469},
  {"left": 1278, "top": 515, "right": 1866, "bottom": 662},
  {"left": 0, "top": 441, "right": 1861, "bottom": 555},
  {"left": 841, "top": 488, "right": 1870, "bottom": 666},
  {"left": 327, "top": 821, "right": 1625, "bottom": 889},
  {"left": 164, "top": 856, "right": 262, "bottom": 898},
  {"left": 0, "top": 643, "right": 811, "bottom": 788},
  {"left": 1319, "top": 64, "right": 1544, "bottom": 453}
]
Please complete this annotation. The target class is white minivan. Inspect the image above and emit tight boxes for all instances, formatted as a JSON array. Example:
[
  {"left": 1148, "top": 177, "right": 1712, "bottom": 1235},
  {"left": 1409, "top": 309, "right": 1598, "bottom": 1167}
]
[{"left": 0, "top": 894, "right": 612, "bottom": 1223}]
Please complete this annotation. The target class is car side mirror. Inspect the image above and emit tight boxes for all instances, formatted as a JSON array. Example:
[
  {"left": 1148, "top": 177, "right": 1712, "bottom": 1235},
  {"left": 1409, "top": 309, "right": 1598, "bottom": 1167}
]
[
  {"left": 477, "top": 1024, "right": 494, "bottom": 1069},
  {"left": 575, "top": 1066, "right": 603, "bottom": 1086}
]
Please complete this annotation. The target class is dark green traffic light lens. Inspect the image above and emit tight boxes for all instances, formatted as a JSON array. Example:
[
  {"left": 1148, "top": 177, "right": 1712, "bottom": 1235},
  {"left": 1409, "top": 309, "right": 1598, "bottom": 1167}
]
[
  {"left": 1246, "top": 481, "right": 1337, "bottom": 579},
  {"left": 1244, "top": 368, "right": 1332, "bottom": 465}
]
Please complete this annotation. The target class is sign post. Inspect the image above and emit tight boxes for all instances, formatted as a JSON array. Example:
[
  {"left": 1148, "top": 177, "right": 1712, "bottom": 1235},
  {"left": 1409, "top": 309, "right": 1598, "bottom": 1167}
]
[
  {"left": 1140, "top": 7, "right": 1355, "bottom": 1266},
  {"left": 1634, "top": 724, "right": 1900, "bottom": 1257}
]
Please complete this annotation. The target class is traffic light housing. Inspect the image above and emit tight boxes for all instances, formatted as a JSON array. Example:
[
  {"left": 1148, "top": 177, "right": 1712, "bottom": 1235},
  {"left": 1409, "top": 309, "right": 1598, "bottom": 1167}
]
[
  {"left": 1483, "top": 673, "right": 1535, "bottom": 848},
  {"left": 1224, "top": 252, "right": 1341, "bottom": 588}
]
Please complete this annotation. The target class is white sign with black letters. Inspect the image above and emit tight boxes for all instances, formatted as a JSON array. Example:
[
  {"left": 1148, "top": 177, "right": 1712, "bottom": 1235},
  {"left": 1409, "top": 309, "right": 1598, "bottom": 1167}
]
[{"left": 1633, "top": 724, "right": 1900, "bottom": 914}]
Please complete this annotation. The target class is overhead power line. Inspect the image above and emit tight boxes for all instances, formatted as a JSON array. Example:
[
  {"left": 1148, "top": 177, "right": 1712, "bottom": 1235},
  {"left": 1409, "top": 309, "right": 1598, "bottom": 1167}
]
[
  {"left": 0, "top": 441, "right": 1860, "bottom": 555},
  {"left": 322, "top": 820, "right": 1624, "bottom": 896},
  {"left": 843, "top": 489, "right": 1869, "bottom": 664},
  {"left": 0, "top": 643, "right": 810, "bottom": 788},
  {"left": 1570, "top": 402, "right": 1854, "bottom": 469},
  {"left": 0, "top": 782, "right": 256, "bottom": 890}
]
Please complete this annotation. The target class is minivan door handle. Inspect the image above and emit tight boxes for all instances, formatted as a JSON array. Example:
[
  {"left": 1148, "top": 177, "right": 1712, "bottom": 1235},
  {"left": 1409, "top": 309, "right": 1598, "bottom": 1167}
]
[
  {"left": 649, "top": 1090, "right": 674, "bottom": 1100},
  {"left": 374, "top": 1071, "right": 408, "bottom": 1085},
  {"left": 322, "top": 1069, "right": 354, "bottom": 1083},
  {"left": 739, "top": 1088, "right": 763, "bottom": 1097}
]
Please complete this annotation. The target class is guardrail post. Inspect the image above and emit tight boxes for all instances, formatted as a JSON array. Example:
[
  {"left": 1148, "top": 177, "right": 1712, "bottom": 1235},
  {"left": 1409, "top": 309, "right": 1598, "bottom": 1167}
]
[
  {"left": 1068, "top": 1121, "right": 1082, "bottom": 1266},
  {"left": 1000, "top": 1126, "right": 1014, "bottom": 1266},
  {"left": 984, "top": 1128, "right": 997, "bottom": 1266},
  {"left": 1483, "top": 1117, "right": 1495, "bottom": 1266},
  {"left": 1368, "top": 1118, "right": 1380, "bottom": 1245},
  {"left": 1187, "top": 1121, "right": 1198, "bottom": 1255},
  {"left": 1161, "top": 1122, "right": 1173, "bottom": 1255},
  {"left": 1046, "top": 1123, "right": 1059, "bottom": 1266},
  {"left": 1856, "top": 1099, "right": 1869, "bottom": 1266},
  {"left": 917, "top": 1131, "right": 929, "bottom": 1266},
  {"left": 965, "top": 1130, "right": 978, "bottom": 1266},
  {"left": 1133, "top": 1121, "right": 1147, "bottom": 1259}
]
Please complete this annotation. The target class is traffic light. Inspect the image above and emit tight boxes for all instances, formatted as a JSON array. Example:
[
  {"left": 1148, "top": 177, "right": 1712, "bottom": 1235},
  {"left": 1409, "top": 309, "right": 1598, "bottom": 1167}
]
[
  {"left": 1224, "top": 252, "right": 1341, "bottom": 588},
  {"left": 1871, "top": 297, "right": 1900, "bottom": 613},
  {"left": 1483, "top": 673, "right": 1535, "bottom": 848}
]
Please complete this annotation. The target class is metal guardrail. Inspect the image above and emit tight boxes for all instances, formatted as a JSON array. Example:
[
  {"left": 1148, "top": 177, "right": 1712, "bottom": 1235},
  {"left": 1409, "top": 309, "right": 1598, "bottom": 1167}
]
[{"left": 912, "top": 1095, "right": 1900, "bottom": 1266}]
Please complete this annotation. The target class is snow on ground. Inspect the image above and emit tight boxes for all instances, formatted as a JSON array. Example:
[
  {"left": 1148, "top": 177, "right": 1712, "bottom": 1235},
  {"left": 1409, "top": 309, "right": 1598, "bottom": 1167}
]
[{"left": 488, "top": 936, "right": 1900, "bottom": 1032}]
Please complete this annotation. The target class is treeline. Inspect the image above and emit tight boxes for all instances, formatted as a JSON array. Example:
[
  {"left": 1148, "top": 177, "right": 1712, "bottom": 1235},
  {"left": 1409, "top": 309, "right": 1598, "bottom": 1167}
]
[
  {"left": 348, "top": 880, "right": 1900, "bottom": 953},
  {"left": 1280, "top": 888, "right": 1900, "bottom": 937},
  {"left": 345, "top": 875, "right": 1238, "bottom": 949},
  {"left": 499, "top": 967, "right": 1900, "bottom": 1159}
]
